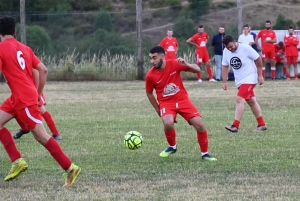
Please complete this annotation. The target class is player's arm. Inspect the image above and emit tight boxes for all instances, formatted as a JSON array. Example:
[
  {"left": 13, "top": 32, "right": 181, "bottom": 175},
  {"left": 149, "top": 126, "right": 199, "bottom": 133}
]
[
  {"left": 255, "top": 34, "right": 261, "bottom": 50},
  {"left": 186, "top": 38, "right": 199, "bottom": 48},
  {"left": 222, "top": 65, "right": 229, "bottom": 90},
  {"left": 32, "top": 69, "right": 39, "bottom": 88},
  {"left": 146, "top": 91, "right": 160, "bottom": 116},
  {"left": 254, "top": 56, "right": 264, "bottom": 85},
  {"left": 177, "top": 58, "right": 199, "bottom": 73},
  {"left": 34, "top": 62, "right": 48, "bottom": 98}
]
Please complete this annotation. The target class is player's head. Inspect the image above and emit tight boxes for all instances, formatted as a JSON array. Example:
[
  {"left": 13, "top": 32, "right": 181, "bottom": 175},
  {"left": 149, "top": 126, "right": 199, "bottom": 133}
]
[
  {"left": 222, "top": 35, "right": 238, "bottom": 53},
  {"left": 288, "top": 26, "right": 294, "bottom": 35},
  {"left": 278, "top": 41, "right": 284, "bottom": 48},
  {"left": 0, "top": 16, "right": 16, "bottom": 37},
  {"left": 198, "top": 25, "right": 204, "bottom": 33},
  {"left": 243, "top": 24, "right": 250, "bottom": 34},
  {"left": 149, "top": 46, "right": 165, "bottom": 69},
  {"left": 219, "top": 26, "right": 225, "bottom": 34},
  {"left": 265, "top": 20, "right": 272, "bottom": 30},
  {"left": 167, "top": 29, "right": 173, "bottom": 37}
]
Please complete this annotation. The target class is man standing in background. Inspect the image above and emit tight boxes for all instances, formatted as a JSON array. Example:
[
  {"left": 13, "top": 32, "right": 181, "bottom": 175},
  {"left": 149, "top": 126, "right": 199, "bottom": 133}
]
[
  {"left": 238, "top": 24, "right": 255, "bottom": 46},
  {"left": 255, "top": 20, "right": 277, "bottom": 79},
  {"left": 284, "top": 26, "right": 299, "bottom": 80},
  {"left": 186, "top": 25, "right": 216, "bottom": 82},
  {"left": 158, "top": 29, "right": 179, "bottom": 60},
  {"left": 212, "top": 26, "right": 226, "bottom": 81}
]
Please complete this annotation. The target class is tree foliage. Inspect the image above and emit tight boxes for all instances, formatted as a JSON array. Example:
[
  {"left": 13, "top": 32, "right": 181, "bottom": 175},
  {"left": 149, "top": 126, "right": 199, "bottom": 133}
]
[{"left": 273, "top": 14, "right": 295, "bottom": 30}]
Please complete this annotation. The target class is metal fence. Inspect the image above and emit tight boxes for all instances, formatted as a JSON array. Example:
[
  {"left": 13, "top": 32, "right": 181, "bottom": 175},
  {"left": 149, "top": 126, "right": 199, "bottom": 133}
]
[{"left": 0, "top": 5, "right": 287, "bottom": 80}]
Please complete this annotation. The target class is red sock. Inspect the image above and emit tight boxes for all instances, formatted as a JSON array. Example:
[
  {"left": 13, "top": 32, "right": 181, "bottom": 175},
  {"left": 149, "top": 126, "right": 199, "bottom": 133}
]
[
  {"left": 271, "top": 67, "right": 276, "bottom": 79},
  {"left": 262, "top": 67, "right": 265, "bottom": 78},
  {"left": 15, "top": 116, "right": 29, "bottom": 132},
  {"left": 256, "top": 116, "right": 265, "bottom": 126},
  {"left": 283, "top": 67, "right": 286, "bottom": 75},
  {"left": 232, "top": 119, "right": 240, "bottom": 128},
  {"left": 197, "top": 130, "right": 208, "bottom": 153},
  {"left": 164, "top": 129, "right": 176, "bottom": 146},
  {"left": 44, "top": 138, "right": 72, "bottom": 170},
  {"left": 206, "top": 67, "right": 213, "bottom": 79},
  {"left": 0, "top": 128, "right": 22, "bottom": 162},
  {"left": 287, "top": 73, "right": 290, "bottom": 78},
  {"left": 42, "top": 111, "right": 59, "bottom": 135},
  {"left": 196, "top": 72, "right": 201, "bottom": 80}
]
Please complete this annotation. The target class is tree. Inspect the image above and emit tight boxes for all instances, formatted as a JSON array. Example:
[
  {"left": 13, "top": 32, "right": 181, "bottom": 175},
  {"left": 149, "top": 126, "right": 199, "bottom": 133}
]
[
  {"left": 273, "top": 14, "right": 295, "bottom": 30},
  {"left": 94, "top": 11, "right": 113, "bottom": 32}
]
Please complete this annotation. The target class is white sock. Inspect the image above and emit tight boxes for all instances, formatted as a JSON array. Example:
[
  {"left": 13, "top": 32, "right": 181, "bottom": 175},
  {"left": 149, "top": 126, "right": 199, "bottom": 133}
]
[
  {"left": 201, "top": 152, "right": 208, "bottom": 156},
  {"left": 170, "top": 145, "right": 177, "bottom": 149}
]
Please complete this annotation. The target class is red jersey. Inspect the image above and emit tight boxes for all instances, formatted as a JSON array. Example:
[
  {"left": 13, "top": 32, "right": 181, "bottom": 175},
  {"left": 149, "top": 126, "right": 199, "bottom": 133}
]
[
  {"left": 145, "top": 60, "right": 189, "bottom": 103},
  {"left": 158, "top": 37, "right": 178, "bottom": 60},
  {"left": 284, "top": 35, "right": 299, "bottom": 57},
  {"left": 256, "top": 29, "right": 276, "bottom": 49},
  {"left": 190, "top": 32, "right": 209, "bottom": 53},
  {"left": 274, "top": 44, "right": 285, "bottom": 58},
  {"left": 0, "top": 38, "right": 40, "bottom": 110}
]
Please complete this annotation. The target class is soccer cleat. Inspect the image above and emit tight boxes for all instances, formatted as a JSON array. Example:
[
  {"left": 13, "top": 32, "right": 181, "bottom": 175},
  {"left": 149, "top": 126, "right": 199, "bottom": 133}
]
[
  {"left": 286, "top": 77, "right": 290, "bottom": 81},
  {"left": 254, "top": 125, "right": 267, "bottom": 132},
  {"left": 63, "top": 164, "right": 81, "bottom": 187},
  {"left": 282, "top": 75, "right": 287, "bottom": 79},
  {"left": 13, "top": 129, "right": 30, "bottom": 139},
  {"left": 209, "top": 78, "right": 217, "bottom": 82},
  {"left": 159, "top": 146, "right": 177, "bottom": 158},
  {"left": 52, "top": 135, "right": 62, "bottom": 140},
  {"left": 202, "top": 154, "right": 217, "bottom": 161},
  {"left": 197, "top": 79, "right": 203, "bottom": 83},
  {"left": 295, "top": 77, "right": 298, "bottom": 80},
  {"left": 4, "top": 158, "right": 28, "bottom": 181},
  {"left": 225, "top": 125, "right": 238, "bottom": 132}
]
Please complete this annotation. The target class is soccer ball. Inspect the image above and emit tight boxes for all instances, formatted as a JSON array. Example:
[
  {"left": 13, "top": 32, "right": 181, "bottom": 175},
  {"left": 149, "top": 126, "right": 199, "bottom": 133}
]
[{"left": 124, "top": 131, "right": 143, "bottom": 150}]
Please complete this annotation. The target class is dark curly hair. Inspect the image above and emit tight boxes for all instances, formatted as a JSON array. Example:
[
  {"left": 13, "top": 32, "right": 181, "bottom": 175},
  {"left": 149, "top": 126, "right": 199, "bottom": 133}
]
[{"left": 0, "top": 16, "right": 16, "bottom": 36}]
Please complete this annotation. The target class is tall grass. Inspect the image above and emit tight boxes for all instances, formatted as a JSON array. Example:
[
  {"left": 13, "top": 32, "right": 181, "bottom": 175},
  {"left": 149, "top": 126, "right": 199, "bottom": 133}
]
[{"left": 39, "top": 49, "right": 213, "bottom": 81}]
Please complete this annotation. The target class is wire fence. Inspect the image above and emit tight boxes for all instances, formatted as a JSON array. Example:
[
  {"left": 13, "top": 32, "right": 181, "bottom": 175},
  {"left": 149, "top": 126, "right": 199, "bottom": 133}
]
[{"left": 1, "top": 4, "right": 285, "bottom": 80}]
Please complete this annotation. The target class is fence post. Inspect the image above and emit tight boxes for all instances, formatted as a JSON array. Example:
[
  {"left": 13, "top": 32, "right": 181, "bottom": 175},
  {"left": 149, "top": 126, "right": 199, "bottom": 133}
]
[
  {"left": 136, "top": 0, "right": 144, "bottom": 80},
  {"left": 237, "top": 0, "right": 243, "bottom": 35},
  {"left": 20, "top": 0, "right": 26, "bottom": 44}
]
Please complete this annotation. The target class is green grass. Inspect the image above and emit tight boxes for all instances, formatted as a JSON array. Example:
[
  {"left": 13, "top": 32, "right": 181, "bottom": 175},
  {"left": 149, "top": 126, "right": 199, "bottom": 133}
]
[{"left": 1, "top": 80, "right": 300, "bottom": 200}]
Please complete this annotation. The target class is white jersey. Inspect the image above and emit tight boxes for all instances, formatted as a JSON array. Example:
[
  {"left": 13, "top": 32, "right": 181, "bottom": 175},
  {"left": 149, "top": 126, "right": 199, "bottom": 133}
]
[
  {"left": 238, "top": 34, "right": 254, "bottom": 46},
  {"left": 222, "top": 43, "right": 260, "bottom": 87}
]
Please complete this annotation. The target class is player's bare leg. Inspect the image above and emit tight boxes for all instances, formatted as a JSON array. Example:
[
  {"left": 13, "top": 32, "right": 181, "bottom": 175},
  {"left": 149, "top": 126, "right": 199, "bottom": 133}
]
[
  {"left": 286, "top": 63, "right": 291, "bottom": 80},
  {"left": 293, "top": 63, "right": 298, "bottom": 80},
  {"left": 189, "top": 116, "right": 216, "bottom": 161},
  {"left": 205, "top": 62, "right": 216, "bottom": 82},
  {"left": 262, "top": 59, "right": 267, "bottom": 78},
  {"left": 225, "top": 96, "right": 245, "bottom": 132},
  {"left": 160, "top": 114, "right": 177, "bottom": 157},
  {"left": 246, "top": 96, "right": 267, "bottom": 131}
]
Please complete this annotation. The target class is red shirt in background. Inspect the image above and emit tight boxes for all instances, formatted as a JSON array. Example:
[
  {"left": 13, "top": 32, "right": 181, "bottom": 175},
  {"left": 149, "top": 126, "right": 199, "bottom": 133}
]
[
  {"left": 158, "top": 37, "right": 179, "bottom": 60},
  {"left": 284, "top": 35, "right": 299, "bottom": 57},
  {"left": 257, "top": 29, "right": 277, "bottom": 49}
]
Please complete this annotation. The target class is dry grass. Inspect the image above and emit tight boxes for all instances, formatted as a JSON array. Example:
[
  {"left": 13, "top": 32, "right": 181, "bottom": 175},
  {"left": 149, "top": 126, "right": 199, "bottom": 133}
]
[{"left": 0, "top": 80, "right": 300, "bottom": 200}]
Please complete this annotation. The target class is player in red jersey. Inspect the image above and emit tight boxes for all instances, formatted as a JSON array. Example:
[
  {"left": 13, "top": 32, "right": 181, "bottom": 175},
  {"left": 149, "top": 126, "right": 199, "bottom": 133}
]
[
  {"left": 158, "top": 30, "right": 179, "bottom": 60},
  {"left": 13, "top": 69, "right": 62, "bottom": 140},
  {"left": 274, "top": 41, "right": 287, "bottom": 79},
  {"left": 0, "top": 16, "right": 80, "bottom": 186},
  {"left": 145, "top": 46, "right": 217, "bottom": 161},
  {"left": 255, "top": 20, "right": 277, "bottom": 79},
  {"left": 284, "top": 26, "right": 299, "bottom": 80},
  {"left": 186, "top": 25, "right": 216, "bottom": 82}
]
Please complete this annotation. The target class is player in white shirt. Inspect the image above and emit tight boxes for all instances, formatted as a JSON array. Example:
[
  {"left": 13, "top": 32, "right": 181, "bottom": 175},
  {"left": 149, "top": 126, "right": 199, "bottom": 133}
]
[
  {"left": 221, "top": 35, "right": 267, "bottom": 133},
  {"left": 238, "top": 24, "right": 255, "bottom": 46}
]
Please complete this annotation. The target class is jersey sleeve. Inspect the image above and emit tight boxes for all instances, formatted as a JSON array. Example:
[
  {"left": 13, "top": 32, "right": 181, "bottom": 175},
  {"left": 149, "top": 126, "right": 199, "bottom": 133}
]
[
  {"left": 256, "top": 31, "right": 262, "bottom": 39},
  {"left": 158, "top": 38, "right": 165, "bottom": 47},
  {"left": 221, "top": 51, "right": 229, "bottom": 66},
  {"left": 172, "top": 59, "right": 188, "bottom": 72},
  {"left": 145, "top": 71, "right": 154, "bottom": 93},
  {"left": 190, "top": 34, "right": 198, "bottom": 42},
  {"left": 272, "top": 31, "right": 277, "bottom": 40},
  {"left": 30, "top": 49, "right": 41, "bottom": 68}
]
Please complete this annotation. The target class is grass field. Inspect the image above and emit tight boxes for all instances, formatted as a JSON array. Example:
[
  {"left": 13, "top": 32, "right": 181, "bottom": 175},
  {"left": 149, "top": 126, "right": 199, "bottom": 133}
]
[{"left": 0, "top": 79, "right": 300, "bottom": 200}]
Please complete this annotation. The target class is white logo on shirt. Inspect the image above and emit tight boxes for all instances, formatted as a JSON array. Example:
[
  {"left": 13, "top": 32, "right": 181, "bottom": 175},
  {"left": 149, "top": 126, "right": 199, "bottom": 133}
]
[{"left": 163, "top": 83, "right": 180, "bottom": 97}]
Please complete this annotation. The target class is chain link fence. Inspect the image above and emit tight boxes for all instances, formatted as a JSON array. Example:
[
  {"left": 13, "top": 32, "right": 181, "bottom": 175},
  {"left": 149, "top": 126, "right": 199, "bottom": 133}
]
[{"left": 0, "top": 6, "right": 243, "bottom": 80}]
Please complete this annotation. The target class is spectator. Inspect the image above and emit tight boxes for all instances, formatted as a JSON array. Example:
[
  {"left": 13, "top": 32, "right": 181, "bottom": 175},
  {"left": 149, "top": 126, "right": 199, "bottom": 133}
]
[
  {"left": 274, "top": 41, "right": 287, "bottom": 79},
  {"left": 284, "top": 26, "right": 299, "bottom": 80},
  {"left": 238, "top": 24, "right": 255, "bottom": 46},
  {"left": 158, "top": 29, "right": 179, "bottom": 60},
  {"left": 211, "top": 26, "right": 226, "bottom": 81}
]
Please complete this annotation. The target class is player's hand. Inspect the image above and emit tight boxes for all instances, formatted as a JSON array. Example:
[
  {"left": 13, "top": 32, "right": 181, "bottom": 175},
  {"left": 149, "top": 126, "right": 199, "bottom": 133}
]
[
  {"left": 258, "top": 76, "right": 264, "bottom": 85},
  {"left": 156, "top": 109, "right": 161, "bottom": 117},
  {"left": 177, "top": 58, "right": 188, "bottom": 66},
  {"left": 38, "top": 94, "right": 41, "bottom": 102},
  {"left": 222, "top": 82, "right": 228, "bottom": 90},
  {"left": 258, "top": 46, "right": 262, "bottom": 51}
]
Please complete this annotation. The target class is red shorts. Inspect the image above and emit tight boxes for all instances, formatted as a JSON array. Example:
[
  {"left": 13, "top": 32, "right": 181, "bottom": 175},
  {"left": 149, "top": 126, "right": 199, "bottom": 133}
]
[
  {"left": 196, "top": 50, "right": 210, "bottom": 64},
  {"left": 275, "top": 56, "right": 285, "bottom": 63},
  {"left": 0, "top": 96, "right": 43, "bottom": 129},
  {"left": 165, "top": 52, "right": 177, "bottom": 60},
  {"left": 261, "top": 48, "right": 275, "bottom": 60},
  {"left": 38, "top": 93, "right": 46, "bottom": 107},
  {"left": 159, "top": 99, "right": 201, "bottom": 124},
  {"left": 237, "top": 84, "right": 256, "bottom": 100},
  {"left": 286, "top": 56, "right": 298, "bottom": 64}
]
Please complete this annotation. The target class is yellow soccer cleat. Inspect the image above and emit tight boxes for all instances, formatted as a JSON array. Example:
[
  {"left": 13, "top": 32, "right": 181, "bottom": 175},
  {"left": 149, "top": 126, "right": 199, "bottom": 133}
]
[{"left": 4, "top": 158, "right": 28, "bottom": 181}]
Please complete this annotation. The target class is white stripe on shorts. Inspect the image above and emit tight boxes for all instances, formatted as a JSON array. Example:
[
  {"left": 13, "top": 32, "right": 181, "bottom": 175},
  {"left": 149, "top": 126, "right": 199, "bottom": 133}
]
[
  {"left": 40, "top": 96, "right": 46, "bottom": 105},
  {"left": 25, "top": 107, "right": 43, "bottom": 124}
]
